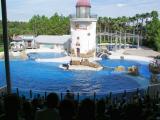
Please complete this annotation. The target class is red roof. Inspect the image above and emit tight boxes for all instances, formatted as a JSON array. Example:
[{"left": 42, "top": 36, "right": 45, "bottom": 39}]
[{"left": 76, "top": 0, "right": 91, "bottom": 7}]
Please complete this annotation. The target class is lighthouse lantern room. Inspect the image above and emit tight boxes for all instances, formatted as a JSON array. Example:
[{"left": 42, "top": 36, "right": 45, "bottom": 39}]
[{"left": 70, "top": 0, "right": 97, "bottom": 57}]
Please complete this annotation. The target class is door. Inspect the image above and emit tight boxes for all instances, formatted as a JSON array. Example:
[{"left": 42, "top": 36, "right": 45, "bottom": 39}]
[{"left": 77, "top": 48, "right": 80, "bottom": 57}]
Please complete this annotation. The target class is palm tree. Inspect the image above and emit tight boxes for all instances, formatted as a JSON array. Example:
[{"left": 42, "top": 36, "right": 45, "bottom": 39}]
[
  {"left": 140, "top": 13, "right": 146, "bottom": 26},
  {"left": 151, "top": 11, "right": 158, "bottom": 19},
  {"left": 135, "top": 14, "right": 141, "bottom": 28},
  {"left": 145, "top": 12, "right": 151, "bottom": 24},
  {"left": 97, "top": 17, "right": 103, "bottom": 33}
]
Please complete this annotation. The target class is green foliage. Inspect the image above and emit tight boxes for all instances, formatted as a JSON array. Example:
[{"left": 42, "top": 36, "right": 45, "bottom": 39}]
[
  {"left": 29, "top": 13, "right": 70, "bottom": 35},
  {"left": 97, "top": 11, "right": 156, "bottom": 34},
  {"left": 0, "top": 38, "right": 4, "bottom": 52},
  {"left": 0, "top": 46, "right": 4, "bottom": 52},
  {"left": 155, "top": 28, "right": 160, "bottom": 51},
  {"left": 0, "top": 11, "right": 160, "bottom": 51},
  {"left": 7, "top": 21, "right": 32, "bottom": 36},
  {"left": 97, "top": 11, "right": 160, "bottom": 51},
  {"left": 0, "top": 13, "right": 70, "bottom": 37},
  {"left": 145, "top": 11, "right": 160, "bottom": 50}
]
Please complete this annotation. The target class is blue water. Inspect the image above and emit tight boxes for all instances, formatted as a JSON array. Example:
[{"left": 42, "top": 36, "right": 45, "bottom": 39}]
[
  {"left": 0, "top": 58, "right": 151, "bottom": 95},
  {"left": 28, "top": 52, "right": 66, "bottom": 59}
]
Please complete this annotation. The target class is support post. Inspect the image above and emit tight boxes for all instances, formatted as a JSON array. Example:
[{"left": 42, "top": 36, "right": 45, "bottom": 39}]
[
  {"left": 119, "top": 30, "right": 122, "bottom": 49},
  {"left": 30, "top": 90, "right": 32, "bottom": 99},
  {"left": 45, "top": 92, "right": 47, "bottom": 100},
  {"left": 16, "top": 88, "right": 19, "bottom": 97},
  {"left": 61, "top": 92, "right": 63, "bottom": 101},
  {"left": 115, "top": 31, "right": 117, "bottom": 51},
  {"left": 108, "top": 28, "right": 109, "bottom": 43},
  {"left": 105, "top": 26, "right": 107, "bottom": 43},
  {"left": 77, "top": 92, "right": 79, "bottom": 103},
  {"left": 1, "top": 0, "right": 11, "bottom": 94},
  {"left": 100, "top": 24, "right": 102, "bottom": 45},
  {"left": 99, "top": 35, "right": 102, "bottom": 51},
  {"left": 93, "top": 92, "right": 96, "bottom": 103},
  {"left": 137, "top": 35, "right": 140, "bottom": 49},
  {"left": 111, "top": 32, "right": 112, "bottom": 51},
  {"left": 124, "top": 31, "right": 126, "bottom": 49}
]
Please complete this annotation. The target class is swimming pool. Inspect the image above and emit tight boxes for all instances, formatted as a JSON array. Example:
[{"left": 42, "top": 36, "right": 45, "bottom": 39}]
[
  {"left": 0, "top": 59, "right": 151, "bottom": 95},
  {"left": 28, "top": 52, "right": 66, "bottom": 59}
]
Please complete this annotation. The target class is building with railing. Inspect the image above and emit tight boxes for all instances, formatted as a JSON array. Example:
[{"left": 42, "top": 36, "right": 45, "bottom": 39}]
[{"left": 70, "top": 0, "right": 97, "bottom": 57}]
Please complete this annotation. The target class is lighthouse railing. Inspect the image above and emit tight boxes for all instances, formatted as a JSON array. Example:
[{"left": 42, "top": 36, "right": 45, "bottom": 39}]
[
  {"left": 90, "top": 14, "right": 97, "bottom": 18},
  {"left": 69, "top": 14, "right": 97, "bottom": 18}
]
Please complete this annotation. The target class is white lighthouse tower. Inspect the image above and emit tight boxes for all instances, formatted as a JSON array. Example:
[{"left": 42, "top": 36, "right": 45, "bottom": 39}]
[{"left": 70, "top": 0, "right": 97, "bottom": 57}]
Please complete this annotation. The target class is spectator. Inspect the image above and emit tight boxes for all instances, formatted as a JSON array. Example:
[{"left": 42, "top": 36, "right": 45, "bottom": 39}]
[
  {"left": 64, "top": 90, "right": 74, "bottom": 101},
  {"left": 22, "top": 101, "right": 33, "bottom": 120},
  {"left": 78, "top": 98, "right": 95, "bottom": 120},
  {"left": 60, "top": 99, "right": 76, "bottom": 120},
  {"left": 96, "top": 99, "right": 109, "bottom": 120},
  {"left": 35, "top": 93, "right": 60, "bottom": 120},
  {"left": 0, "top": 96, "right": 3, "bottom": 114},
  {"left": 124, "top": 103, "right": 142, "bottom": 120},
  {"left": 4, "top": 94, "right": 21, "bottom": 120},
  {"left": 32, "top": 98, "right": 40, "bottom": 118}
]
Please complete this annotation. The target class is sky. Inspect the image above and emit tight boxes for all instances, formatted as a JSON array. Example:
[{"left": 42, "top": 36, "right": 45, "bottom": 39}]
[{"left": 0, "top": 0, "right": 160, "bottom": 21}]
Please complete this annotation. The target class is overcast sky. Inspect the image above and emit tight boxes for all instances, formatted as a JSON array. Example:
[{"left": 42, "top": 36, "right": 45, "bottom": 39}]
[{"left": 0, "top": 0, "right": 160, "bottom": 21}]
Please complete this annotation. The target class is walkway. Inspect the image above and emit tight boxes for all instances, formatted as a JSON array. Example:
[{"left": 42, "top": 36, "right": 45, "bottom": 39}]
[
  {"left": 123, "top": 47, "right": 160, "bottom": 57},
  {"left": 108, "top": 47, "right": 160, "bottom": 62}
]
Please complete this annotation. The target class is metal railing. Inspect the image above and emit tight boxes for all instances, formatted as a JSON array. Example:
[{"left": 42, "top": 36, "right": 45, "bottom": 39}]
[
  {"left": 0, "top": 82, "right": 158, "bottom": 103},
  {"left": 10, "top": 83, "right": 160, "bottom": 103},
  {"left": 69, "top": 14, "right": 97, "bottom": 19}
]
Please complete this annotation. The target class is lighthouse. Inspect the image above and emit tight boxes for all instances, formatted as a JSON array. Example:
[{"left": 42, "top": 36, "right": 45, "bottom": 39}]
[{"left": 70, "top": 0, "right": 97, "bottom": 57}]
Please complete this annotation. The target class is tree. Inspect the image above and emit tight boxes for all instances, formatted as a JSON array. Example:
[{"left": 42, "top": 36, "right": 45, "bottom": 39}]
[
  {"left": 155, "top": 28, "right": 160, "bottom": 51},
  {"left": 151, "top": 11, "right": 158, "bottom": 19},
  {"left": 145, "top": 14, "right": 160, "bottom": 49},
  {"left": 5, "top": 11, "right": 160, "bottom": 51},
  {"left": 28, "top": 13, "right": 70, "bottom": 35}
]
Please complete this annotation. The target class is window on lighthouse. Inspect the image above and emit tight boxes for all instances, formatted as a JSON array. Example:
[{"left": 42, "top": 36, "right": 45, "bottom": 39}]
[
  {"left": 81, "top": 8, "right": 86, "bottom": 16},
  {"left": 77, "top": 7, "right": 90, "bottom": 18}
]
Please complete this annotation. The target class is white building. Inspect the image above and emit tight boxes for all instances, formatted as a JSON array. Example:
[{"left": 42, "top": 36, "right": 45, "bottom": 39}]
[
  {"left": 18, "top": 35, "right": 35, "bottom": 49},
  {"left": 70, "top": 0, "right": 97, "bottom": 57},
  {"left": 35, "top": 35, "right": 71, "bottom": 52},
  {"left": 11, "top": 35, "right": 35, "bottom": 51}
]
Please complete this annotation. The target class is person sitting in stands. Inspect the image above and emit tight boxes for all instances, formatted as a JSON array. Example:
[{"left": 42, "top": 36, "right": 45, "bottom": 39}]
[
  {"left": 60, "top": 99, "right": 76, "bottom": 120},
  {"left": 0, "top": 96, "right": 3, "bottom": 115},
  {"left": 35, "top": 93, "right": 60, "bottom": 120},
  {"left": 124, "top": 103, "right": 142, "bottom": 120},
  {"left": 22, "top": 101, "right": 33, "bottom": 120},
  {"left": 64, "top": 90, "right": 74, "bottom": 101},
  {"left": 78, "top": 98, "right": 95, "bottom": 120},
  {"left": 4, "top": 94, "right": 21, "bottom": 120},
  {"left": 96, "top": 99, "right": 109, "bottom": 120}
]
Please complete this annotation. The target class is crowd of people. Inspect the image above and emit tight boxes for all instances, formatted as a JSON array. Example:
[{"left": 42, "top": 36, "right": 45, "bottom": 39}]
[{"left": 0, "top": 90, "right": 160, "bottom": 120}]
